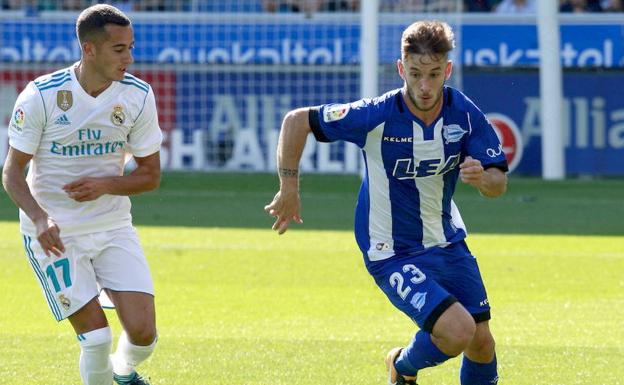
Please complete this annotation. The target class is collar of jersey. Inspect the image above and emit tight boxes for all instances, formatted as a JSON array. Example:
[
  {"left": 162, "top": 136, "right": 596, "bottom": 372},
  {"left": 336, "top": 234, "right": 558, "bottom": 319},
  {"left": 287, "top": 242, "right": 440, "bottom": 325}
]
[
  {"left": 398, "top": 87, "right": 446, "bottom": 130},
  {"left": 70, "top": 63, "right": 119, "bottom": 102}
]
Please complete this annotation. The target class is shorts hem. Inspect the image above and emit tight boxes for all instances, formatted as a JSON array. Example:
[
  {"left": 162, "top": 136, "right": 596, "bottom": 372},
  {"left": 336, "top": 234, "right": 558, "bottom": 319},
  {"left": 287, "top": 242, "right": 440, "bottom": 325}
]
[
  {"left": 472, "top": 310, "right": 491, "bottom": 323},
  {"left": 101, "top": 288, "right": 154, "bottom": 296},
  {"left": 423, "top": 295, "right": 458, "bottom": 333}
]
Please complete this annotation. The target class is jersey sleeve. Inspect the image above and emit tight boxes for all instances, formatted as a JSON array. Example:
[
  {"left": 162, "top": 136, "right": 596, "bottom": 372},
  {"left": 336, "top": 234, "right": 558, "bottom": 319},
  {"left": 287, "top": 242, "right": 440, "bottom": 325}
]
[
  {"left": 8, "top": 81, "right": 46, "bottom": 155},
  {"left": 465, "top": 107, "right": 509, "bottom": 172},
  {"left": 308, "top": 97, "right": 384, "bottom": 148},
  {"left": 127, "top": 86, "right": 163, "bottom": 158}
]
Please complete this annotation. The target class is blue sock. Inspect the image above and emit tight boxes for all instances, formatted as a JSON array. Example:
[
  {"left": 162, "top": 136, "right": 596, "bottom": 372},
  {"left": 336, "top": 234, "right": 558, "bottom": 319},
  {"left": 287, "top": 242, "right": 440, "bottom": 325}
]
[
  {"left": 460, "top": 354, "right": 498, "bottom": 385},
  {"left": 394, "top": 330, "right": 451, "bottom": 376}
]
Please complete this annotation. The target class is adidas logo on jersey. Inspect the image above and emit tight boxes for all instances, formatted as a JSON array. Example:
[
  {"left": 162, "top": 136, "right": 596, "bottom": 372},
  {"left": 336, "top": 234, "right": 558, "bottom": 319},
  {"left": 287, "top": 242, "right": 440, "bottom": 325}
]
[{"left": 54, "top": 114, "right": 71, "bottom": 126}]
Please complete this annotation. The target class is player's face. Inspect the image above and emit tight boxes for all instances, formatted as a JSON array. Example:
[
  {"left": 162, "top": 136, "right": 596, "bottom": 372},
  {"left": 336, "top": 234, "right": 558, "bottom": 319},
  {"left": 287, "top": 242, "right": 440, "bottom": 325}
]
[
  {"left": 91, "top": 24, "right": 135, "bottom": 82},
  {"left": 398, "top": 53, "right": 452, "bottom": 113}
]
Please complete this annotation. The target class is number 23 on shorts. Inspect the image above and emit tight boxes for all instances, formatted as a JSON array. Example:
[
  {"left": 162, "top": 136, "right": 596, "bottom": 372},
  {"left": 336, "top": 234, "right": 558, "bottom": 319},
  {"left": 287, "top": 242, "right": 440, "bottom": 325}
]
[{"left": 389, "top": 264, "right": 426, "bottom": 300}]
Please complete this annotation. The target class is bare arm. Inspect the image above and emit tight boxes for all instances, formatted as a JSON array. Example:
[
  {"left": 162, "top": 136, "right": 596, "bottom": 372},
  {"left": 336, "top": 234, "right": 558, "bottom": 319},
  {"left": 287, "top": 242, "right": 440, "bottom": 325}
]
[
  {"left": 264, "top": 108, "right": 312, "bottom": 234},
  {"left": 2, "top": 147, "right": 65, "bottom": 256},
  {"left": 459, "top": 156, "right": 507, "bottom": 197},
  {"left": 63, "top": 152, "right": 161, "bottom": 202}
]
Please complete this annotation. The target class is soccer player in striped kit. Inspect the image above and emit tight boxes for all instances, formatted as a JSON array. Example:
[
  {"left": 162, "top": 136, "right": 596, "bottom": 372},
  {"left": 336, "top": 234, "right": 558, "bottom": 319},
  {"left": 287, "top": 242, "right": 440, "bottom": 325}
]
[
  {"left": 265, "top": 20, "right": 507, "bottom": 385},
  {"left": 3, "top": 5, "right": 160, "bottom": 385}
]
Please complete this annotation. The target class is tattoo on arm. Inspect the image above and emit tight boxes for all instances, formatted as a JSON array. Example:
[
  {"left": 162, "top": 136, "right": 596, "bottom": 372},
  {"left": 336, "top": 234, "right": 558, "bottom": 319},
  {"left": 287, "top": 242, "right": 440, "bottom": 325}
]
[{"left": 279, "top": 168, "right": 299, "bottom": 178}]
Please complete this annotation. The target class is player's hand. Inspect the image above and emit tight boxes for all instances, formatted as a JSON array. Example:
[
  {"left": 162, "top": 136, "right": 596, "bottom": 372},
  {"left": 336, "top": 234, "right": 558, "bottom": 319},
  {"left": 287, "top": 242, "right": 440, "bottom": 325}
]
[
  {"left": 63, "top": 177, "right": 109, "bottom": 202},
  {"left": 264, "top": 189, "right": 303, "bottom": 235},
  {"left": 459, "top": 156, "right": 484, "bottom": 188},
  {"left": 34, "top": 216, "right": 65, "bottom": 257}
]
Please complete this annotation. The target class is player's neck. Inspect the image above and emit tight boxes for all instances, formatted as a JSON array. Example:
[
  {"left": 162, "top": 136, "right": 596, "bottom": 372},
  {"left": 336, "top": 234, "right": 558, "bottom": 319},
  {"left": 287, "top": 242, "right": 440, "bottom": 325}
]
[
  {"left": 74, "top": 62, "right": 113, "bottom": 98},
  {"left": 402, "top": 87, "right": 443, "bottom": 126}
]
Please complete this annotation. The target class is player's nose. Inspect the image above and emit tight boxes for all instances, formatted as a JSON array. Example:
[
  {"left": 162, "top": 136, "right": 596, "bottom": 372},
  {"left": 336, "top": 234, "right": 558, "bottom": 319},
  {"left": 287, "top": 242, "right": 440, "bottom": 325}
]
[{"left": 124, "top": 51, "right": 134, "bottom": 65}]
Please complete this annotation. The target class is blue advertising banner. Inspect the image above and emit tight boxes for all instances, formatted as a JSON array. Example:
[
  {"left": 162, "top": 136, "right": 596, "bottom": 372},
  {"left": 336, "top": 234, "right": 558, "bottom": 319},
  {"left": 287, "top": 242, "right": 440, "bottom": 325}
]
[
  {"left": 171, "top": 70, "right": 361, "bottom": 172},
  {"left": 1, "top": 15, "right": 622, "bottom": 175},
  {"left": 168, "top": 69, "right": 623, "bottom": 175},
  {"left": 464, "top": 71, "right": 624, "bottom": 175},
  {"left": 1, "top": 18, "right": 623, "bottom": 67},
  {"left": 461, "top": 24, "right": 622, "bottom": 67},
  {"left": 1, "top": 66, "right": 622, "bottom": 175},
  {"left": 0, "top": 20, "right": 357, "bottom": 64}
]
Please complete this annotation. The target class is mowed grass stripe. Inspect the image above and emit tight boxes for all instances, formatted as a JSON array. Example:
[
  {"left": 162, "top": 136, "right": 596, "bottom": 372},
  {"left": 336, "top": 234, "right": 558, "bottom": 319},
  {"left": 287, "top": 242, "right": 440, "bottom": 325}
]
[
  {"left": 1, "top": 222, "right": 622, "bottom": 385},
  {"left": 1, "top": 173, "right": 624, "bottom": 234}
]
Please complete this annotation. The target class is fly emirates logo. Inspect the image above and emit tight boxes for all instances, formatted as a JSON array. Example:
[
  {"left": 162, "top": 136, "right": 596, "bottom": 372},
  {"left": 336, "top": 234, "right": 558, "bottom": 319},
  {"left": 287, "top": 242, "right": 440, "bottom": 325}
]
[{"left": 50, "top": 128, "right": 125, "bottom": 157}]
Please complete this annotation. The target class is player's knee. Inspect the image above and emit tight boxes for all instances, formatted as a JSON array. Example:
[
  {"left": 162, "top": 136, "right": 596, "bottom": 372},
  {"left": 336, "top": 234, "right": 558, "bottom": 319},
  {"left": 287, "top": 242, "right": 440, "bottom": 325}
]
[
  {"left": 125, "top": 324, "right": 157, "bottom": 346},
  {"left": 431, "top": 304, "right": 476, "bottom": 356},
  {"left": 468, "top": 325, "right": 496, "bottom": 359},
  {"left": 447, "top": 318, "right": 476, "bottom": 355}
]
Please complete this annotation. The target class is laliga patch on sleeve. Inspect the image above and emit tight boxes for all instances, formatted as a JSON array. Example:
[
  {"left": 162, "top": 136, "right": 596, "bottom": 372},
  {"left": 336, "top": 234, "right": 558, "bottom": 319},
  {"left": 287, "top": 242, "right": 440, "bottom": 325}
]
[
  {"left": 323, "top": 104, "right": 350, "bottom": 123},
  {"left": 10, "top": 107, "right": 25, "bottom": 132}
]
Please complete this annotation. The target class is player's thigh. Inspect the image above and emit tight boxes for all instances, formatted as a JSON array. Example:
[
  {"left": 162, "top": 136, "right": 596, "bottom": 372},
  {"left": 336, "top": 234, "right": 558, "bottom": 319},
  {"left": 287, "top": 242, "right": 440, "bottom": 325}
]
[
  {"left": 438, "top": 241, "right": 491, "bottom": 323},
  {"left": 372, "top": 256, "right": 457, "bottom": 333},
  {"left": 431, "top": 301, "right": 475, "bottom": 344},
  {"left": 93, "top": 226, "right": 154, "bottom": 295},
  {"left": 22, "top": 234, "right": 100, "bottom": 322},
  {"left": 68, "top": 297, "right": 109, "bottom": 335},
  {"left": 106, "top": 290, "right": 156, "bottom": 345},
  {"left": 464, "top": 320, "right": 496, "bottom": 363},
  {"left": 94, "top": 226, "right": 156, "bottom": 343}
]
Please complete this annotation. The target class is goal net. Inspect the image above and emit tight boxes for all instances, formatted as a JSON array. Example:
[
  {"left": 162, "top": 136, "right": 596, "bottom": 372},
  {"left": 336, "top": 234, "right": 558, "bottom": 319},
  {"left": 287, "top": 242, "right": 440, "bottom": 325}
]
[{"left": 0, "top": 0, "right": 464, "bottom": 174}]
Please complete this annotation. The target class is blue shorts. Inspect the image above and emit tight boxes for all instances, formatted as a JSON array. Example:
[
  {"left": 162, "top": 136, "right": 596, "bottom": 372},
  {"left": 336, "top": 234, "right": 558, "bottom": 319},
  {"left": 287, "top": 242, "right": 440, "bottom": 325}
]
[{"left": 370, "top": 240, "right": 490, "bottom": 332}]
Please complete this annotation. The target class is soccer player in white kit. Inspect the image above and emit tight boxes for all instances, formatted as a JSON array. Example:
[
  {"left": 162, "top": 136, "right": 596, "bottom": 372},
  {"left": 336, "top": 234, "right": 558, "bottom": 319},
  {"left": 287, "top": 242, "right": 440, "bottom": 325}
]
[{"left": 2, "top": 5, "right": 161, "bottom": 385}]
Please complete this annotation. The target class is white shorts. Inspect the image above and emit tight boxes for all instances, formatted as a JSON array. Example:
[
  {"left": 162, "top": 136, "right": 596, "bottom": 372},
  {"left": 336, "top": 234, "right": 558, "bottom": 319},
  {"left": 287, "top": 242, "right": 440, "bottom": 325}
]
[{"left": 22, "top": 226, "right": 154, "bottom": 321}]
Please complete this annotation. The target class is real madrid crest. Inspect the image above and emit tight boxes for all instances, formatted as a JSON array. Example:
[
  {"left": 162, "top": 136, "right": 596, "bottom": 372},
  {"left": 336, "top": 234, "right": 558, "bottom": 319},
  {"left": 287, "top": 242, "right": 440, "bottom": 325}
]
[
  {"left": 58, "top": 294, "right": 71, "bottom": 310},
  {"left": 57, "top": 90, "right": 73, "bottom": 111},
  {"left": 111, "top": 104, "right": 126, "bottom": 126}
]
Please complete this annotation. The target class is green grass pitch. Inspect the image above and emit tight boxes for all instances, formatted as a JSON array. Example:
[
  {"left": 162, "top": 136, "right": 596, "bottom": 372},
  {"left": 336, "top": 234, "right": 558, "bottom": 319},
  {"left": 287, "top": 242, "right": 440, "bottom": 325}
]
[{"left": 0, "top": 172, "right": 622, "bottom": 385}]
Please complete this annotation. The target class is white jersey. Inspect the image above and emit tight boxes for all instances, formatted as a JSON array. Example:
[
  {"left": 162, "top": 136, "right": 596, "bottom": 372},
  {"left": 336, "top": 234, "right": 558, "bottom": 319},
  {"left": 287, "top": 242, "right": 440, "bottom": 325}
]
[{"left": 8, "top": 65, "right": 162, "bottom": 236}]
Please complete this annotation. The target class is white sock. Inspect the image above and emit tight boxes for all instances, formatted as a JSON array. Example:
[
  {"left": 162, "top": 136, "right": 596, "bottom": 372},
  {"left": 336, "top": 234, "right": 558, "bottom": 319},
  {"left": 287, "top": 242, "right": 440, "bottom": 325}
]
[
  {"left": 78, "top": 327, "right": 113, "bottom": 385},
  {"left": 111, "top": 330, "right": 157, "bottom": 376}
]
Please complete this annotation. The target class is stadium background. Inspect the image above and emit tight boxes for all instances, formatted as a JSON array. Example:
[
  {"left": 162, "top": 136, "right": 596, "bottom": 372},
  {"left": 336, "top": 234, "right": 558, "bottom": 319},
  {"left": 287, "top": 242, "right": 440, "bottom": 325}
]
[
  {"left": 1, "top": 1, "right": 624, "bottom": 176},
  {"left": 1, "top": 2, "right": 623, "bottom": 385}
]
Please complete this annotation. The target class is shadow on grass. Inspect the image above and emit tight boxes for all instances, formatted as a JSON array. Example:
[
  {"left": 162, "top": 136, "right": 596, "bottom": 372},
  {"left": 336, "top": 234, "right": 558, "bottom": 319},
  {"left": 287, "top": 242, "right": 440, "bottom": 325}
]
[{"left": 1, "top": 172, "right": 623, "bottom": 235}]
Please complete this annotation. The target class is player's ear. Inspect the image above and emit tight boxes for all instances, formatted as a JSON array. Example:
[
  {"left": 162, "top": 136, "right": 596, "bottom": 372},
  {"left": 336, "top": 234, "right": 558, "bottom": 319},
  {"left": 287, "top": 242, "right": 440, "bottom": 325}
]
[
  {"left": 444, "top": 60, "right": 453, "bottom": 81},
  {"left": 82, "top": 41, "right": 94, "bottom": 57},
  {"left": 397, "top": 59, "right": 405, "bottom": 81}
]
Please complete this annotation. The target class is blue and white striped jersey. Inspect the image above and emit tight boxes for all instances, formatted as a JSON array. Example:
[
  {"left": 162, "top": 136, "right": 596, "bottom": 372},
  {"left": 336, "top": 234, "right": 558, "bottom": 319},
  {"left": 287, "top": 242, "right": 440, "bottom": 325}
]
[{"left": 309, "top": 86, "right": 507, "bottom": 268}]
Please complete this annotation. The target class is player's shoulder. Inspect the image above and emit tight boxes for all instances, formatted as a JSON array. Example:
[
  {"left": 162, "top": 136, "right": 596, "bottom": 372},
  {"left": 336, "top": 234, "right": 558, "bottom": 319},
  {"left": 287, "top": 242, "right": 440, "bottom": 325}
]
[
  {"left": 352, "top": 88, "right": 401, "bottom": 118},
  {"left": 118, "top": 72, "right": 151, "bottom": 94},
  {"left": 33, "top": 67, "right": 72, "bottom": 92},
  {"left": 370, "top": 88, "right": 401, "bottom": 109},
  {"left": 445, "top": 86, "right": 482, "bottom": 115}
]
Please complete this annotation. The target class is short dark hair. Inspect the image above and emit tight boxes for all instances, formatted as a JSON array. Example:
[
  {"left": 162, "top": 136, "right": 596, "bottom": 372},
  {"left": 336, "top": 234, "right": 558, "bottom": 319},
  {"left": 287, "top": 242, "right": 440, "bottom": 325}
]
[
  {"left": 401, "top": 20, "right": 455, "bottom": 59},
  {"left": 76, "top": 4, "right": 131, "bottom": 45}
]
